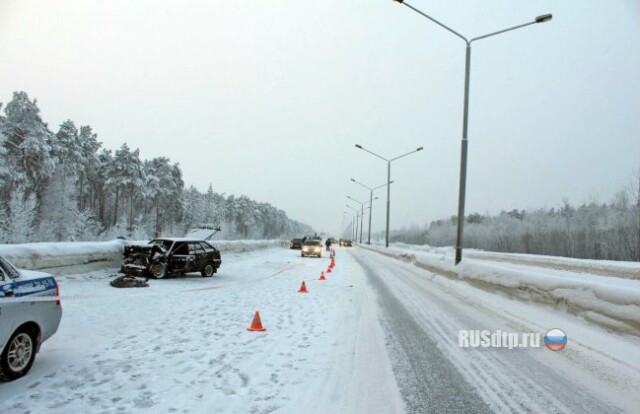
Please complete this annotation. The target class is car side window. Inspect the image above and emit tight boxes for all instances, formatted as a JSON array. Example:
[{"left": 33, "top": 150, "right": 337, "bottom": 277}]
[{"left": 173, "top": 243, "right": 189, "bottom": 255}]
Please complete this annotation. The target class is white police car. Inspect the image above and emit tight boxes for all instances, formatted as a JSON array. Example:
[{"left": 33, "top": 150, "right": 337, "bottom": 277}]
[{"left": 0, "top": 256, "right": 62, "bottom": 381}]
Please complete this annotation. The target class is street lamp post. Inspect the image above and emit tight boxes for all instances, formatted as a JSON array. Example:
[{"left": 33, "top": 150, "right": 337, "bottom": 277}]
[
  {"left": 351, "top": 178, "right": 390, "bottom": 244},
  {"left": 355, "top": 144, "right": 423, "bottom": 248},
  {"left": 348, "top": 198, "right": 365, "bottom": 244},
  {"left": 343, "top": 211, "right": 355, "bottom": 241},
  {"left": 348, "top": 195, "right": 380, "bottom": 244},
  {"left": 342, "top": 213, "right": 353, "bottom": 240},
  {"left": 393, "top": 0, "right": 552, "bottom": 264},
  {"left": 346, "top": 205, "right": 360, "bottom": 243}
]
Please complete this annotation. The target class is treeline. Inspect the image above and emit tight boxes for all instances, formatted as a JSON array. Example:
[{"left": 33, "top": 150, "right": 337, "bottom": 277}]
[
  {"left": 0, "top": 91, "right": 312, "bottom": 243},
  {"left": 389, "top": 187, "right": 640, "bottom": 262}
]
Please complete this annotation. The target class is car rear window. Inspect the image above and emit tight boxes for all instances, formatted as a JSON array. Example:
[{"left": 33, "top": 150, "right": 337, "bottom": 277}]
[
  {"left": 189, "top": 243, "right": 206, "bottom": 254},
  {"left": 201, "top": 242, "right": 215, "bottom": 252}
]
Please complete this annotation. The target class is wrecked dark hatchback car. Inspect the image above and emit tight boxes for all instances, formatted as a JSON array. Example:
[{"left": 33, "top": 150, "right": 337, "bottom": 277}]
[{"left": 121, "top": 238, "right": 222, "bottom": 279}]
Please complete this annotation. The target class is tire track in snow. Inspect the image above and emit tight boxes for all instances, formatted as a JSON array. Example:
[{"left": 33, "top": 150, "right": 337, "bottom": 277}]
[{"left": 353, "top": 252, "right": 492, "bottom": 414}]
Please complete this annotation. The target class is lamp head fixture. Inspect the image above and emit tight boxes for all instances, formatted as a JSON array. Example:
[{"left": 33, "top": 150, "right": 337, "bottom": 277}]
[{"left": 535, "top": 14, "right": 552, "bottom": 23}]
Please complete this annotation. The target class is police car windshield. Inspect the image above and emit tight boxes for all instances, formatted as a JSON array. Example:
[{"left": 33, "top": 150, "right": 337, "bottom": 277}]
[{"left": 0, "top": 256, "right": 21, "bottom": 279}]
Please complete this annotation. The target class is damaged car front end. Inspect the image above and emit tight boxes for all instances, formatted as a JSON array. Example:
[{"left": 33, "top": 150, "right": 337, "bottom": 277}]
[
  {"left": 121, "top": 238, "right": 221, "bottom": 279},
  {"left": 121, "top": 242, "right": 169, "bottom": 278}
]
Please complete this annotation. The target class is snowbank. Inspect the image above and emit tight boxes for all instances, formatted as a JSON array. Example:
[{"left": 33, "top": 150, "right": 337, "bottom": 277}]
[
  {"left": 364, "top": 245, "right": 640, "bottom": 336},
  {"left": 0, "top": 239, "right": 288, "bottom": 275},
  {"left": 214, "top": 239, "right": 288, "bottom": 252},
  {"left": 0, "top": 240, "right": 127, "bottom": 272},
  {"left": 387, "top": 242, "right": 640, "bottom": 280},
  {"left": 126, "top": 239, "right": 288, "bottom": 253}
]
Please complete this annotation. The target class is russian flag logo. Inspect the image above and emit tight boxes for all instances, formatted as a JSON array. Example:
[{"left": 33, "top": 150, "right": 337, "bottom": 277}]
[{"left": 544, "top": 328, "right": 567, "bottom": 351}]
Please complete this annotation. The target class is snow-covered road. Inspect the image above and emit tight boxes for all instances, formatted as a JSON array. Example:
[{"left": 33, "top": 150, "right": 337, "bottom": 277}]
[
  {"left": 355, "top": 249, "right": 639, "bottom": 413},
  {"left": 1, "top": 246, "right": 638, "bottom": 413}
]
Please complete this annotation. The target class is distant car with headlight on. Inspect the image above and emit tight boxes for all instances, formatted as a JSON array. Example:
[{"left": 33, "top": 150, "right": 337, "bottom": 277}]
[
  {"left": 289, "top": 238, "right": 303, "bottom": 250},
  {"left": 301, "top": 240, "right": 323, "bottom": 258}
]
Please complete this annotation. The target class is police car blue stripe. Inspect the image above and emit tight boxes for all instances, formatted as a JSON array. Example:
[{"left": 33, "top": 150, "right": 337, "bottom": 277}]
[{"left": 9, "top": 277, "right": 57, "bottom": 297}]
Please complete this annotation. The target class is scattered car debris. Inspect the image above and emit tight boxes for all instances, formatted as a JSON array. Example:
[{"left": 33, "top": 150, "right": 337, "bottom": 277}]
[{"left": 110, "top": 274, "right": 149, "bottom": 288}]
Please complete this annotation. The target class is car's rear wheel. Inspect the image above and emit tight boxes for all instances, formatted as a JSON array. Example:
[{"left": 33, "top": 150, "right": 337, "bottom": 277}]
[
  {"left": 0, "top": 329, "right": 36, "bottom": 381},
  {"left": 201, "top": 263, "right": 215, "bottom": 277},
  {"left": 149, "top": 262, "right": 167, "bottom": 279}
]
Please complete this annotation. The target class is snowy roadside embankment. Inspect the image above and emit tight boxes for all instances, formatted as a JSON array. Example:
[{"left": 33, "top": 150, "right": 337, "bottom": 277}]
[
  {"left": 0, "top": 239, "right": 287, "bottom": 275},
  {"left": 210, "top": 239, "right": 288, "bottom": 252},
  {"left": 385, "top": 242, "right": 640, "bottom": 280},
  {"left": 363, "top": 244, "right": 640, "bottom": 336},
  {"left": 467, "top": 250, "right": 640, "bottom": 279},
  {"left": 0, "top": 240, "right": 127, "bottom": 273}
]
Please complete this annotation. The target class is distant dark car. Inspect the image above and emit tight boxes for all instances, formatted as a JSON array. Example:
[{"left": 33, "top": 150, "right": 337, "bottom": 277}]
[
  {"left": 289, "top": 238, "right": 303, "bottom": 249},
  {"left": 301, "top": 240, "right": 323, "bottom": 258},
  {"left": 339, "top": 239, "right": 353, "bottom": 247},
  {"left": 121, "top": 238, "right": 222, "bottom": 279}
]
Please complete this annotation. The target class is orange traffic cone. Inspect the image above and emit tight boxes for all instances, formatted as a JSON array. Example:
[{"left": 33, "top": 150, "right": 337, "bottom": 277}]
[
  {"left": 330, "top": 261, "right": 335, "bottom": 268},
  {"left": 298, "top": 281, "right": 309, "bottom": 293},
  {"left": 319, "top": 271, "right": 326, "bottom": 280},
  {"left": 327, "top": 266, "right": 332, "bottom": 273},
  {"left": 247, "top": 311, "right": 267, "bottom": 331}
]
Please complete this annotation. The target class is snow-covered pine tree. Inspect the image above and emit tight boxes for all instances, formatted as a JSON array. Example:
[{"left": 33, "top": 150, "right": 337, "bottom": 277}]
[
  {"left": 38, "top": 166, "right": 78, "bottom": 241},
  {"left": 3, "top": 190, "right": 38, "bottom": 243},
  {"left": 0, "top": 92, "right": 55, "bottom": 215}
]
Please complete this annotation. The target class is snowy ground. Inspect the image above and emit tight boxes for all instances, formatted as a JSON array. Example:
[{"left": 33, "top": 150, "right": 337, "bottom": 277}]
[
  {"left": 0, "top": 247, "right": 403, "bottom": 414},
  {"left": 1, "top": 245, "right": 638, "bottom": 413}
]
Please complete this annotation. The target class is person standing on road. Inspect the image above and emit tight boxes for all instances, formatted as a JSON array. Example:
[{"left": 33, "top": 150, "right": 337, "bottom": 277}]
[{"left": 325, "top": 238, "right": 331, "bottom": 252}]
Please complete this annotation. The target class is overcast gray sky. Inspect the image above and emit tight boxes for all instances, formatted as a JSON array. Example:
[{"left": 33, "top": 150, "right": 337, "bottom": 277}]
[{"left": 1, "top": 0, "right": 638, "bottom": 236}]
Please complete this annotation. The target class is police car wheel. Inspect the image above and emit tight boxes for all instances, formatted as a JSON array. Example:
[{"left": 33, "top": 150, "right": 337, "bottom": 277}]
[{"left": 0, "top": 329, "right": 36, "bottom": 381}]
